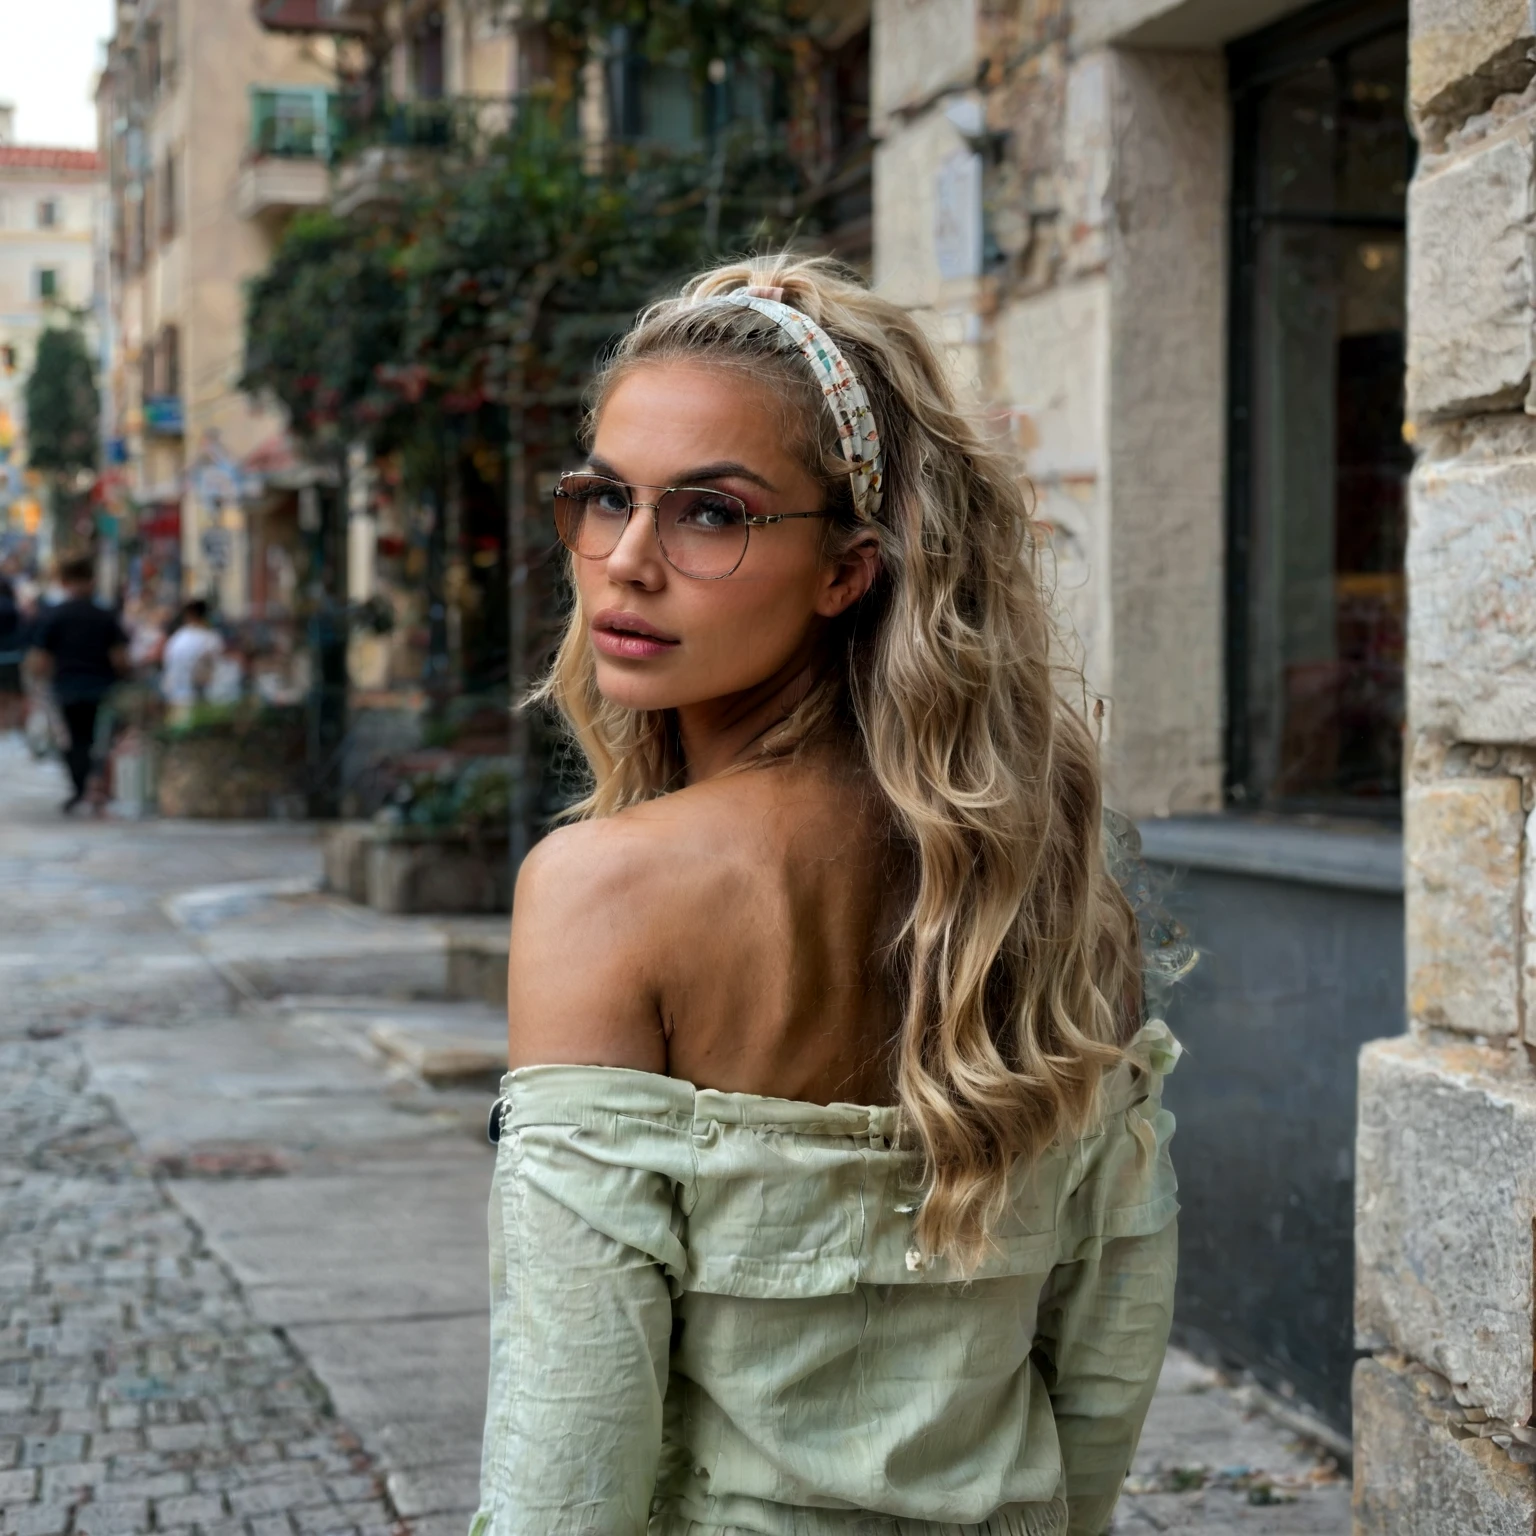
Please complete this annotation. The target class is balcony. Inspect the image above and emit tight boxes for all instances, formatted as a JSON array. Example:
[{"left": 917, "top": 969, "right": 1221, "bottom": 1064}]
[
  {"left": 236, "top": 86, "right": 338, "bottom": 219},
  {"left": 330, "top": 93, "right": 517, "bottom": 217},
  {"left": 253, "top": 0, "right": 374, "bottom": 34}
]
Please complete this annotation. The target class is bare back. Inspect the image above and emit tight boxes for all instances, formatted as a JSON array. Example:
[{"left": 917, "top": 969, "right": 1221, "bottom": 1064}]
[{"left": 507, "top": 755, "right": 904, "bottom": 1106}]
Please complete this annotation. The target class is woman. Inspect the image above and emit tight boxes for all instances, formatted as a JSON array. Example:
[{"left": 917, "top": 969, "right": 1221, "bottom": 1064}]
[{"left": 472, "top": 257, "right": 1179, "bottom": 1536}]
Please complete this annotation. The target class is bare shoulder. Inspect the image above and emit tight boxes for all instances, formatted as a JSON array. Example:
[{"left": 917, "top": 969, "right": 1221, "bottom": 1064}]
[
  {"left": 506, "top": 812, "right": 677, "bottom": 1073},
  {"left": 506, "top": 763, "right": 872, "bottom": 1074}
]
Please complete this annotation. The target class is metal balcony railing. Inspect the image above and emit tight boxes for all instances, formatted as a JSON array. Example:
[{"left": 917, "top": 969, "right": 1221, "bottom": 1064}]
[
  {"left": 332, "top": 91, "right": 520, "bottom": 160},
  {"left": 249, "top": 86, "right": 341, "bottom": 160}
]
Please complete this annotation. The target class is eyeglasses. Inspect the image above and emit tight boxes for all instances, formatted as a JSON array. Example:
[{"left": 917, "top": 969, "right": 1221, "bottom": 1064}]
[{"left": 552, "top": 472, "right": 830, "bottom": 580}]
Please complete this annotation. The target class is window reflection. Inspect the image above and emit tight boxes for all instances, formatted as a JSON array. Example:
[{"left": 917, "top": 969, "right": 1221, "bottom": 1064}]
[{"left": 1230, "top": 6, "right": 1411, "bottom": 811}]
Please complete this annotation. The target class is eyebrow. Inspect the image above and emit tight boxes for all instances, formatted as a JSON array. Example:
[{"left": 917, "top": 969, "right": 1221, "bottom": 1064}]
[{"left": 585, "top": 454, "right": 779, "bottom": 493}]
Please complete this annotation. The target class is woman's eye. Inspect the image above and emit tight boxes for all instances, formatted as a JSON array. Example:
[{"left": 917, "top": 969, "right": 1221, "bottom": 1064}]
[
  {"left": 676, "top": 494, "right": 746, "bottom": 530},
  {"left": 594, "top": 489, "right": 629, "bottom": 515}
]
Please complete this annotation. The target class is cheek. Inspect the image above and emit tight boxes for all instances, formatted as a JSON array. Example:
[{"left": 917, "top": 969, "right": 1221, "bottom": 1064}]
[{"left": 695, "top": 551, "right": 831, "bottom": 658}]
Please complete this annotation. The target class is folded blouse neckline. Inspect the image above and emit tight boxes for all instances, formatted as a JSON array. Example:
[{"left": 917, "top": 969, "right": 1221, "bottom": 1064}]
[{"left": 497, "top": 1019, "right": 1179, "bottom": 1138}]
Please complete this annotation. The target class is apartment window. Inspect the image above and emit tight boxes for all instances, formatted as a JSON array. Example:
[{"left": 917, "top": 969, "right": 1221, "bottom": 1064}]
[
  {"left": 130, "top": 189, "right": 147, "bottom": 274},
  {"left": 37, "top": 199, "right": 59, "bottom": 229},
  {"left": 144, "top": 24, "right": 162, "bottom": 98},
  {"left": 413, "top": 9, "right": 446, "bottom": 100},
  {"left": 34, "top": 268, "right": 60, "bottom": 301},
  {"left": 1227, "top": 0, "right": 1411, "bottom": 812},
  {"left": 609, "top": 40, "right": 700, "bottom": 147},
  {"left": 159, "top": 151, "right": 178, "bottom": 241},
  {"left": 158, "top": 323, "right": 181, "bottom": 399}
]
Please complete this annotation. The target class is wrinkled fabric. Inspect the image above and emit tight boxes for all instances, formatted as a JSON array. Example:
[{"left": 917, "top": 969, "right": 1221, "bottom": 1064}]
[{"left": 470, "top": 1022, "right": 1179, "bottom": 1536}]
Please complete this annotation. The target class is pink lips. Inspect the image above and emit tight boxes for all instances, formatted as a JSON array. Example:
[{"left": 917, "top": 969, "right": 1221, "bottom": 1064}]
[{"left": 590, "top": 609, "right": 681, "bottom": 661}]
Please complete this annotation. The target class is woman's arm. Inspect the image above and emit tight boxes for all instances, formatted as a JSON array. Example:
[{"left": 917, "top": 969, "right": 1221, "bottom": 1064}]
[
  {"left": 1032, "top": 1221, "right": 1177, "bottom": 1536},
  {"left": 472, "top": 821, "right": 688, "bottom": 1534},
  {"left": 471, "top": 1107, "right": 680, "bottom": 1536},
  {"left": 1035, "top": 1033, "right": 1181, "bottom": 1535}
]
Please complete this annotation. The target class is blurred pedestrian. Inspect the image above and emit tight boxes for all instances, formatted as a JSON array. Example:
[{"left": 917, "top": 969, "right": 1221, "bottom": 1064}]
[
  {"left": 160, "top": 599, "right": 223, "bottom": 719},
  {"left": 123, "top": 595, "right": 169, "bottom": 676},
  {"left": 0, "top": 576, "right": 24, "bottom": 731},
  {"left": 25, "top": 556, "right": 128, "bottom": 813}
]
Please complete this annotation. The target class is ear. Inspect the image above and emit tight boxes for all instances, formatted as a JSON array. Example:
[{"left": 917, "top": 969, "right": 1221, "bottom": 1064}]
[{"left": 815, "top": 531, "right": 881, "bottom": 619}]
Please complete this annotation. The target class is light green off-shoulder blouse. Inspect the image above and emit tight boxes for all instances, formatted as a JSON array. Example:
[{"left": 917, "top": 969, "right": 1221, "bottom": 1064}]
[{"left": 470, "top": 1022, "right": 1180, "bottom": 1536}]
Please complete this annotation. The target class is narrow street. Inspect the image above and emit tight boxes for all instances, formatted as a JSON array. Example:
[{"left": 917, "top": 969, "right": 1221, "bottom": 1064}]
[{"left": 0, "top": 737, "right": 1353, "bottom": 1536}]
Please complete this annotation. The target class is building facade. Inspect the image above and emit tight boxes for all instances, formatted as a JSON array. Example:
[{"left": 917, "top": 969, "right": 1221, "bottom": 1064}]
[
  {"left": 97, "top": 0, "right": 339, "bottom": 614},
  {"left": 874, "top": 0, "right": 1536, "bottom": 1509},
  {"left": 0, "top": 104, "right": 103, "bottom": 550},
  {"left": 873, "top": 0, "right": 1410, "bottom": 1437}
]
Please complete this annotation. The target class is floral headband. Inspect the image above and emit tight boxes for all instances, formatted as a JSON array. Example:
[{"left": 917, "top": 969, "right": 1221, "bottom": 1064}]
[{"left": 715, "top": 285, "right": 884, "bottom": 521}]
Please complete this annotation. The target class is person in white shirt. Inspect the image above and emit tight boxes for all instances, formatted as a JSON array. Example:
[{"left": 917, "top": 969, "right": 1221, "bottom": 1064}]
[{"left": 160, "top": 600, "right": 224, "bottom": 714}]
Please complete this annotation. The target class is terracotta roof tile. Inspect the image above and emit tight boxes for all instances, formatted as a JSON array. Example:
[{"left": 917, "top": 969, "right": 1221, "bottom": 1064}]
[{"left": 0, "top": 146, "right": 103, "bottom": 173}]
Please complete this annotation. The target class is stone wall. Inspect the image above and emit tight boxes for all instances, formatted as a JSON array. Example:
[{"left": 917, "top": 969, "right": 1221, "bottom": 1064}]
[{"left": 1353, "top": 0, "right": 1536, "bottom": 1522}]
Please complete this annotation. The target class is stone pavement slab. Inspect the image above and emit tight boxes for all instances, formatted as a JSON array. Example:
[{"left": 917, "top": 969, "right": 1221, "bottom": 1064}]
[
  {"left": 1114, "top": 1353, "right": 1350, "bottom": 1532},
  {"left": 168, "top": 1170, "right": 490, "bottom": 1327},
  {"left": 280, "top": 1316, "right": 488, "bottom": 1486}
]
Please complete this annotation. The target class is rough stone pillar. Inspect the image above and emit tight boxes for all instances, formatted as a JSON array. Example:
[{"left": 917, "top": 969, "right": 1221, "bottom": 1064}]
[{"left": 1353, "top": 2, "right": 1536, "bottom": 1529}]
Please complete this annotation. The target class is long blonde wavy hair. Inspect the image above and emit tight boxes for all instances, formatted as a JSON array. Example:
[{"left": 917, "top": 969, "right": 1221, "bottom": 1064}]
[{"left": 534, "top": 253, "right": 1141, "bottom": 1263}]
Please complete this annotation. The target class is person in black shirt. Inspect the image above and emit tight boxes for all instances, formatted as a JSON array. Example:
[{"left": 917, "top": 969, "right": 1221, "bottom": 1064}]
[
  {"left": 0, "top": 575, "right": 23, "bottom": 732},
  {"left": 27, "top": 556, "right": 128, "bottom": 813}
]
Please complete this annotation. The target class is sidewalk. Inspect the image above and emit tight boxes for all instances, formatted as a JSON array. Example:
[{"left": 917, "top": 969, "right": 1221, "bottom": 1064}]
[{"left": 0, "top": 735, "right": 1351, "bottom": 1536}]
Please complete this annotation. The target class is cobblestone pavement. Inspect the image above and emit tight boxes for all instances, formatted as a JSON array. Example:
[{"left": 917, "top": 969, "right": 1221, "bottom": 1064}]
[
  {"left": 0, "top": 1040, "right": 401, "bottom": 1536},
  {"left": 0, "top": 735, "right": 1353, "bottom": 1536}
]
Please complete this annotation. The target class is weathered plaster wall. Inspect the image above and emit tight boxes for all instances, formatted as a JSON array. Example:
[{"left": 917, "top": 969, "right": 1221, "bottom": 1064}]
[
  {"left": 1353, "top": 0, "right": 1536, "bottom": 1520},
  {"left": 873, "top": 0, "right": 1228, "bottom": 816}
]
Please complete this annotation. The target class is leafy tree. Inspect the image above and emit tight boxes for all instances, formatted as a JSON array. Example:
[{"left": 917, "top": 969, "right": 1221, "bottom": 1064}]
[
  {"left": 241, "top": 209, "right": 409, "bottom": 454},
  {"left": 515, "top": 0, "right": 797, "bottom": 83},
  {"left": 240, "top": 49, "right": 817, "bottom": 847},
  {"left": 25, "top": 322, "right": 98, "bottom": 474}
]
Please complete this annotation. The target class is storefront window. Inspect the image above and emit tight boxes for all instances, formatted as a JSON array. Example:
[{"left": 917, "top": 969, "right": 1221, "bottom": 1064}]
[{"left": 1227, "top": 0, "right": 1410, "bottom": 812}]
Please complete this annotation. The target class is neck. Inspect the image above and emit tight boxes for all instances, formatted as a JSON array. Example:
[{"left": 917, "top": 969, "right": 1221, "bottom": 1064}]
[{"left": 675, "top": 644, "right": 829, "bottom": 784}]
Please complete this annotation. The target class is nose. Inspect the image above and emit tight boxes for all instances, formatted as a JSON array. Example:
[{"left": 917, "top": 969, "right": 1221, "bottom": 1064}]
[{"left": 603, "top": 501, "right": 666, "bottom": 589}]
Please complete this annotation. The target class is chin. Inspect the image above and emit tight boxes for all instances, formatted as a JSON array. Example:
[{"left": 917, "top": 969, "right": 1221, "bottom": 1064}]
[{"left": 592, "top": 665, "right": 685, "bottom": 714}]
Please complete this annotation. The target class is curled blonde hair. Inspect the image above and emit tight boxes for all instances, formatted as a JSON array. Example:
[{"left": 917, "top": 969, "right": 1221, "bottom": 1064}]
[{"left": 534, "top": 254, "right": 1141, "bottom": 1263}]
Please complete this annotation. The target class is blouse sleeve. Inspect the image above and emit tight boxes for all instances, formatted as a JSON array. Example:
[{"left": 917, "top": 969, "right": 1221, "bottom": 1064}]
[
  {"left": 1033, "top": 1023, "right": 1181, "bottom": 1536},
  {"left": 469, "top": 1074, "right": 692, "bottom": 1536}
]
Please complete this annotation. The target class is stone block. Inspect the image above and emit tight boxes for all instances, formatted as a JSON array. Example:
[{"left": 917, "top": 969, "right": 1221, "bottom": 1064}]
[
  {"left": 1072, "top": 0, "right": 1309, "bottom": 50},
  {"left": 1405, "top": 778, "right": 1523, "bottom": 1037},
  {"left": 871, "top": 0, "right": 977, "bottom": 124},
  {"left": 1407, "top": 124, "right": 1535, "bottom": 419},
  {"left": 320, "top": 822, "right": 371, "bottom": 904},
  {"left": 998, "top": 278, "right": 1109, "bottom": 480},
  {"left": 364, "top": 834, "right": 510, "bottom": 916},
  {"left": 1353, "top": 1355, "right": 1534, "bottom": 1535},
  {"left": 1526, "top": 808, "right": 1536, "bottom": 1049},
  {"left": 1410, "top": 0, "right": 1535, "bottom": 124},
  {"left": 1356, "top": 1037, "right": 1536, "bottom": 1425},
  {"left": 1409, "top": 453, "right": 1536, "bottom": 742},
  {"left": 446, "top": 933, "right": 509, "bottom": 1008},
  {"left": 873, "top": 108, "right": 971, "bottom": 307}
]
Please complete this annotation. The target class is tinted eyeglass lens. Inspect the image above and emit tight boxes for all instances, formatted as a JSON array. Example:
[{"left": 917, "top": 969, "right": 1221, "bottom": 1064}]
[
  {"left": 553, "top": 475, "right": 631, "bottom": 559},
  {"left": 657, "top": 488, "right": 749, "bottom": 578}
]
